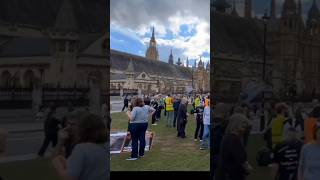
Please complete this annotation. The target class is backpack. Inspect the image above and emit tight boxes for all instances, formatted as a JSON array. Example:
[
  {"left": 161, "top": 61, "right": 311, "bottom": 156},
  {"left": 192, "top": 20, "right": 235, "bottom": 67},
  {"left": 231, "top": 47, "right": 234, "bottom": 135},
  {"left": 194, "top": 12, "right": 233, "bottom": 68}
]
[{"left": 256, "top": 147, "right": 273, "bottom": 166}]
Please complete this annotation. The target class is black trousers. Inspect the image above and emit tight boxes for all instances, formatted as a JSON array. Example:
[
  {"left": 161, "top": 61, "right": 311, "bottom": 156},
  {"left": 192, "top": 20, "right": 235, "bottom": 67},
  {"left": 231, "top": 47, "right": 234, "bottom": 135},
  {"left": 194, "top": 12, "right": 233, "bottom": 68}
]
[
  {"left": 194, "top": 119, "right": 204, "bottom": 140},
  {"left": 173, "top": 110, "right": 178, "bottom": 127},
  {"left": 38, "top": 133, "right": 58, "bottom": 156},
  {"left": 122, "top": 103, "right": 128, "bottom": 111},
  {"left": 177, "top": 120, "right": 187, "bottom": 138}
]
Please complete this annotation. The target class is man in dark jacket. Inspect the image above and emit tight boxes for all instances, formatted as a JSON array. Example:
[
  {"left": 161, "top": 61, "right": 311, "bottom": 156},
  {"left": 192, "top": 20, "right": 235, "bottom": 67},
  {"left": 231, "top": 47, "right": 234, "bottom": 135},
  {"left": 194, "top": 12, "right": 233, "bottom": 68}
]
[
  {"left": 173, "top": 96, "right": 181, "bottom": 128},
  {"left": 38, "top": 106, "right": 60, "bottom": 157},
  {"left": 122, "top": 95, "right": 129, "bottom": 111},
  {"left": 177, "top": 98, "right": 188, "bottom": 138}
]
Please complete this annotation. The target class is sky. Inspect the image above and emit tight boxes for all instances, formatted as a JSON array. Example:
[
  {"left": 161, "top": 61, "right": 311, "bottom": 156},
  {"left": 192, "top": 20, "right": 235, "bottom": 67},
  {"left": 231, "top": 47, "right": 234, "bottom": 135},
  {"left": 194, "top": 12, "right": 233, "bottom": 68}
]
[
  {"left": 230, "top": 0, "right": 317, "bottom": 20},
  {"left": 110, "top": 0, "right": 210, "bottom": 67}
]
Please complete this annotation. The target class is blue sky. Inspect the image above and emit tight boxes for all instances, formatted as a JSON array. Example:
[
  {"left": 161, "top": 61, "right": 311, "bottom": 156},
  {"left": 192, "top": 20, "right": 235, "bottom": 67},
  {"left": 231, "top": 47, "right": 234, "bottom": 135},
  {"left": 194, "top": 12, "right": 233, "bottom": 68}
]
[{"left": 110, "top": 0, "right": 210, "bottom": 67}]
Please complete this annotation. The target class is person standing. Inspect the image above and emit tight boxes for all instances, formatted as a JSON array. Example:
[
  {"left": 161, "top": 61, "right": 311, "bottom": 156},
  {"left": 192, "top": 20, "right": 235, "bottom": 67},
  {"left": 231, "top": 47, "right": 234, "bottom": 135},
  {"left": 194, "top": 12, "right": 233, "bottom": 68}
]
[
  {"left": 200, "top": 102, "right": 210, "bottom": 150},
  {"left": 52, "top": 113, "right": 108, "bottom": 180},
  {"left": 194, "top": 105, "right": 204, "bottom": 142},
  {"left": 173, "top": 95, "right": 181, "bottom": 128},
  {"left": 177, "top": 98, "right": 188, "bottom": 138},
  {"left": 38, "top": 105, "right": 61, "bottom": 157},
  {"left": 126, "top": 98, "right": 155, "bottom": 160},
  {"left": 271, "top": 103, "right": 289, "bottom": 148},
  {"left": 304, "top": 106, "right": 320, "bottom": 144},
  {"left": 298, "top": 126, "right": 320, "bottom": 180},
  {"left": 151, "top": 98, "right": 159, "bottom": 125},
  {"left": 217, "top": 113, "right": 252, "bottom": 180},
  {"left": 165, "top": 94, "right": 174, "bottom": 128},
  {"left": 271, "top": 127, "right": 303, "bottom": 180},
  {"left": 121, "top": 95, "right": 129, "bottom": 111}
]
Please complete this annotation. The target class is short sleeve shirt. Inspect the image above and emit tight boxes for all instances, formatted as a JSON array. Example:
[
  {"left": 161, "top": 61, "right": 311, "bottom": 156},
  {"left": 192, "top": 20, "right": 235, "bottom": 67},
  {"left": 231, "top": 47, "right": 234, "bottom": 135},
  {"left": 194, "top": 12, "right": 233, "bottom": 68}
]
[{"left": 66, "top": 143, "right": 108, "bottom": 180}]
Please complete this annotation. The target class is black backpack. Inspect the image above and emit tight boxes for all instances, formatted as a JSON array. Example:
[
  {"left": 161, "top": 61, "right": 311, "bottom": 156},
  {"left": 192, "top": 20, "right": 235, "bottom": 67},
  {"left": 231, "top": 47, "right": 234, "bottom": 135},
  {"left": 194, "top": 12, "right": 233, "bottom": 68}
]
[{"left": 256, "top": 147, "right": 273, "bottom": 166}]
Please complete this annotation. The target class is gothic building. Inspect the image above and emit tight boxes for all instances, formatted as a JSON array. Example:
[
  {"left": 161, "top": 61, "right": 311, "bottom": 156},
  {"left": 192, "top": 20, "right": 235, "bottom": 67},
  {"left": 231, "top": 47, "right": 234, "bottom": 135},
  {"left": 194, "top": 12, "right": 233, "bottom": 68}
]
[
  {"left": 110, "top": 28, "right": 210, "bottom": 95},
  {"left": 0, "top": 0, "right": 107, "bottom": 111},
  {"left": 213, "top": 0, "right": 320, "bottom": 102},
  {"left": 145, "top": 27, "right": 159, "bottom": 61}
]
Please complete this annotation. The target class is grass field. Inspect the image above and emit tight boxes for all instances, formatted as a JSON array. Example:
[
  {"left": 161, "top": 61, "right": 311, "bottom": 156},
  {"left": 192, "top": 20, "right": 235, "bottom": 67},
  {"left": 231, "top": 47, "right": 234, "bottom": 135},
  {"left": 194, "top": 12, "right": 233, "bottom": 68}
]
[
  {"left": 110, "top": 106, "right": 210, "bottom": 171},
  {"left": 247, "top": 134, "right": 272, "bottom": 180},
  {"left": 0, "top": 158, "right": 58, "bottom": 180}
]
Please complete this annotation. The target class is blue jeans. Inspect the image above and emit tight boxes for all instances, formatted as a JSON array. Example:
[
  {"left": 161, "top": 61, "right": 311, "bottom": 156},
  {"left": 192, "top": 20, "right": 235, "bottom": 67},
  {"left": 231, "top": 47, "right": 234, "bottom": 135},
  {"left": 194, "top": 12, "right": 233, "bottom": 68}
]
[
  {"left": 201, "top": 124, "right": 211, "bottom": 148},
  {"left": 128, "top": 123, "right": 148, "bottom": 158}
]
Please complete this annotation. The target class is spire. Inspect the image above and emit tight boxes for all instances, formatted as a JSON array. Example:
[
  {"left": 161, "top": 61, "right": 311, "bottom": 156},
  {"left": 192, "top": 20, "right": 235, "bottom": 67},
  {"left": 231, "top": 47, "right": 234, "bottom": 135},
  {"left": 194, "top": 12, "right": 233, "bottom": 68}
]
[
  {"left": 198, "top": 56, "right": 203, "bottom": 67},
  {"left": 244, "top": 0, "right": 252, "bottom": 18},
  {"left": 126, "top": 58, "right": 134, "bottom": 72},
  {"left": 54, "top": 0, "right": 77, "bottom": 32},
  {"left": 206, "top": 62, "right": 210, "bottom": 70},
  {"left": 282, "top": 0, "right": 297, "bottom": 17},
  {"left": 298, "top": 0, "right": 302, "bottom": 16},
  {"left": 177, "top": 57, "right": 182, "bottom": 66},
  {"left": 168, "top": 49, "right": 174, "bottom": 65},
  {"left": 231, "top": 0, "right": 238, "bottom": 16},
  {"left": 145, "top": 26, "right": 159, "bottom": 60},
  {"left": 307, "top": 0, "right": 320, "bottom": 28},
  {"left": 270, "top": 0, "right": 276, "bottom": 19},
  {"left": 151, "top": 26, "right": 155, "bottom": 41},
  {"left": 186, "top": 57, "right": 189, "bottom": 68}
]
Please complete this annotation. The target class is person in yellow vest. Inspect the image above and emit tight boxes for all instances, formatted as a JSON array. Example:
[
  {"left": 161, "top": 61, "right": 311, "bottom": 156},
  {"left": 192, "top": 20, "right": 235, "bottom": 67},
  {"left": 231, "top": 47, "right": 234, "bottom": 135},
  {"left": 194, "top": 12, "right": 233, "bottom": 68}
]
[
  {"left": 271, "top": 103, "right": 289, "bottom": 148},
  {"left": 194, "top": 95, "right": 201, "bottom": 108},
  {"left": 165, "top": 94, "right": 174, "bottom": 128}
]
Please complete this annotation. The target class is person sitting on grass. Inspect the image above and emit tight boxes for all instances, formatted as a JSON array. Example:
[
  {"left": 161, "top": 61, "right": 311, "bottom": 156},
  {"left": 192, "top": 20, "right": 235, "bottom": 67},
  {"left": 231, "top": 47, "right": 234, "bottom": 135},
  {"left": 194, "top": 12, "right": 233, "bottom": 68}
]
[
  {"left": 126, "top": 97, "right": 155, "bottom": 160},
  {"left": 52, "top": 113, "right": 108, "bottom": 180}
]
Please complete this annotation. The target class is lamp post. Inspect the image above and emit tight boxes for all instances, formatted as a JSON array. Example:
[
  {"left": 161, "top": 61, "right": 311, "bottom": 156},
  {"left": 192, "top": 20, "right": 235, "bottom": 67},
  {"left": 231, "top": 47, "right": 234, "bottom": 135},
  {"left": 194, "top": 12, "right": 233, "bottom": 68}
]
[{"left": 260, "top": 10, "right": 270, "bottom": 132}]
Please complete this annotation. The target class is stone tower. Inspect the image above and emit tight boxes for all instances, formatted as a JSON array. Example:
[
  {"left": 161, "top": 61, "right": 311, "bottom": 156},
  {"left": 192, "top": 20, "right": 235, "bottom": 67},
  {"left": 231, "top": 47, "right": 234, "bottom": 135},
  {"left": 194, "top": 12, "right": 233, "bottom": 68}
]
[
  {"left": 244, "top": 0, "right": 252, "bottom": 18},
  {"left": 49, "top": 0, "right": 79, "bottom": 88},
  {"left": 168, "top": 49, "right": 174, "bottom": 65},
  {"left": 145, "top": 27, "right": 159, "bottom": 61},
  {"left": 177, "top": 57, "right": 182, "bottom": 66},
  {"left": 126, "top": 59, "right": 135, "bottom": 89}
]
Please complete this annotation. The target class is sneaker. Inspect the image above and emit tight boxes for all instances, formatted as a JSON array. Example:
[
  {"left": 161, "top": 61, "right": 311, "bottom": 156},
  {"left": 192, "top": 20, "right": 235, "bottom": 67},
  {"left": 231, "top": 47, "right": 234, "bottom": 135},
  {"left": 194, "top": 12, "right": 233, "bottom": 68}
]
[
  {"left": 200, "top": 147, "right": 205, "bottom": 150},
  {"left": 152, "top": 123, "right": 157, "bottom": 125},
  {"left": 126, "top": 157, "right": 138, "bottom": 161},
  {"left": 139, "top": 155, "right": 144, "bottom": 158},
  {"left": 200, "top": 140, "right": 203, "bottom": 142},
  {"left": 194, "top": 139, "right": 198, "bottom": 142}
]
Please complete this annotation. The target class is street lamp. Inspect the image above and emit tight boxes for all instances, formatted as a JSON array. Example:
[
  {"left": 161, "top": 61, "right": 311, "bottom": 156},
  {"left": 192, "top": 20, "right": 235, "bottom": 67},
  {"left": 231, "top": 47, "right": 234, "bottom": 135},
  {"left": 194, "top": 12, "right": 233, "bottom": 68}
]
[{"left": 260, "top": 10, "right": 270, "bottom": 132}]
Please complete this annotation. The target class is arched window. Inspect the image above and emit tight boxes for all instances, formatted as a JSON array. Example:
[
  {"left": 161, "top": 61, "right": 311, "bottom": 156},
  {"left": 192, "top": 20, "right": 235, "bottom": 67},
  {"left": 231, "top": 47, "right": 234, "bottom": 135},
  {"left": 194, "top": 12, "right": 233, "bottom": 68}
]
[
  {"left": 24, "top": 70, "right": 35, "bottom": 88},
  {"left": 0, "top": 70, "right": 11, "bottom": 88}
]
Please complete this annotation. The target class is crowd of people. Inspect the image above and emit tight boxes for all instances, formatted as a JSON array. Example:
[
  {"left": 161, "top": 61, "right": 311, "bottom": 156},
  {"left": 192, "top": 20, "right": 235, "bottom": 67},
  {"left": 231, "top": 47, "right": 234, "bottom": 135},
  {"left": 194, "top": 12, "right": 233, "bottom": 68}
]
[
  {"left": 36, "top": 103, "right": 109, "bottom": 180},
  {"left": 212, "top": 99, "right": 320, "bottom": 180},
  {"left": 121, "top": 93, "right": 211, "bottom": 161}
]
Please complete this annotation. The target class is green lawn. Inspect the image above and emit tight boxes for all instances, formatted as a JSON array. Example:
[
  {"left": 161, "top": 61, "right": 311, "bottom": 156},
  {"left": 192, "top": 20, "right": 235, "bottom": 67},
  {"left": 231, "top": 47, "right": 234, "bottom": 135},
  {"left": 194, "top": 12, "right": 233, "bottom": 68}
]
[
  {"left": 110, "top": 106, "right": 210, "bottom": 171},
  {"left": 0, "top": 158, "right": 59, "bottom": 180}
]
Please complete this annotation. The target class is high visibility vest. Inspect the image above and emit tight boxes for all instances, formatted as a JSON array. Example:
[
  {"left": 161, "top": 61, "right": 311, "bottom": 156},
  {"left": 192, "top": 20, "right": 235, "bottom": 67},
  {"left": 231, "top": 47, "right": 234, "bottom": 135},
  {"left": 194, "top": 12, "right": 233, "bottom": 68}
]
[
  {"left": 305, "top": 117, "right": 317, "bottom": 144},
  {"left": 165, "top": 97, "right": 173, "bottom": 111},
  {"left": 271, "top": 115, "right": 285, "bottom": 146},
  {"left": 195, "top": 98, "right": 201, "bottom": 107}
]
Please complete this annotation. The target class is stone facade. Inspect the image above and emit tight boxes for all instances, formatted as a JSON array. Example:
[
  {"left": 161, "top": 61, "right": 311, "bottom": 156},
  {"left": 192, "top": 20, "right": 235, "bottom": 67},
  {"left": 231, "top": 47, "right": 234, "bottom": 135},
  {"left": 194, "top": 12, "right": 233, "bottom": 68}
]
[{"left": 213, "top": 0, "right": 320, "bottom": 101}]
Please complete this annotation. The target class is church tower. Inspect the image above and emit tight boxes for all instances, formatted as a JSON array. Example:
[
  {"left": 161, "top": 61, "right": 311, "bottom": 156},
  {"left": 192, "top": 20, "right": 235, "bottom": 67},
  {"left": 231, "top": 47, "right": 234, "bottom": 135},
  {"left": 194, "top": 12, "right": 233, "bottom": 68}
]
[
  {"left": 244, "top": 0, "right": 252, "bottom": 18},
  {"left": 49, "top": 0, "right": 79, "bottom": 88},
  {"left": 145, "top": 27, "right": 159, "bottom": 61},
  {"left": 168, "top": 49, "right": 174, "bottom": 65},
  {"left": 177, "top": 57, "right": 182, "bottom": 66}
]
